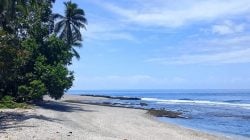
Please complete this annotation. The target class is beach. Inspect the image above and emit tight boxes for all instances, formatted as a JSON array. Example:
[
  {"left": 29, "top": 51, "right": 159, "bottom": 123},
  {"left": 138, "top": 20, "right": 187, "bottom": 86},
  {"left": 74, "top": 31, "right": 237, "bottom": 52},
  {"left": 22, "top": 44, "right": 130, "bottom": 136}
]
[{"left": 0, "top": 95, "right": 230, "bottom": 140}]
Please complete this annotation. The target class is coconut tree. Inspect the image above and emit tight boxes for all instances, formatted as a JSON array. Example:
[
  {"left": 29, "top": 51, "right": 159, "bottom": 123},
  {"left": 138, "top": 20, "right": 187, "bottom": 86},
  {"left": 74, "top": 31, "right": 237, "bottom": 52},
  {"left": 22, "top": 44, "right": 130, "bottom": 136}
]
[{"left": 53, "top": 1, "right": 87, "bottom": 59}]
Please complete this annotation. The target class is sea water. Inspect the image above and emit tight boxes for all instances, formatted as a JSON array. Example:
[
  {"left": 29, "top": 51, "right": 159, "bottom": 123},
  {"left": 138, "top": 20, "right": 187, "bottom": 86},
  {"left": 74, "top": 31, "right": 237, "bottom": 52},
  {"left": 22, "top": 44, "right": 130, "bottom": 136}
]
[{"left": 68, "top": 89, "right": 250, "bottom": 138}]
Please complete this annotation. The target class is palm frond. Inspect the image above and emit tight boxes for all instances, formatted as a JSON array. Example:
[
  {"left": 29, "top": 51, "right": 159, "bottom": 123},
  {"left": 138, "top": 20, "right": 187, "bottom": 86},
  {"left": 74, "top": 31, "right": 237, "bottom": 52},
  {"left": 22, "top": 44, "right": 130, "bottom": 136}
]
[
  {"left": 72, "top": 41, "right": 82, "bottom": 48},
  {"left": 70, "top": 3, "right": 77, "bottom": 10},
  {"left": 72, "top": 15, "right": 87, "bottom": 24},
  {"left": 59, "top": 26, "right": 67, "bottom": 40},
  {"left": 73, "top": 9, "right": 84, "bottom": 16},
  {"left": 72, "top": 25, "right": 81, "bottom": 40},
  {"left": 54, "top": 20, "right": 65, "bottom": 34},
  {"left": 72, "top": 48, "right": 80, "bottom": 60},
  {"left": 71, "top": 20, "right": 87, "bottom": 30},
  {"left": 52, "top": 13, "right": 64, "bottom": 20}
]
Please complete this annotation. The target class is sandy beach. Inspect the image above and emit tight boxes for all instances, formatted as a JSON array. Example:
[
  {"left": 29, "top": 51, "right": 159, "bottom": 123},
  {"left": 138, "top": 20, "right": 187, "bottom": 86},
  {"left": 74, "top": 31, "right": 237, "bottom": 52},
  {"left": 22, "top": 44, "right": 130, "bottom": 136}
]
[{"left": 0, "top": 95, "right": 230, "bottom": 140}]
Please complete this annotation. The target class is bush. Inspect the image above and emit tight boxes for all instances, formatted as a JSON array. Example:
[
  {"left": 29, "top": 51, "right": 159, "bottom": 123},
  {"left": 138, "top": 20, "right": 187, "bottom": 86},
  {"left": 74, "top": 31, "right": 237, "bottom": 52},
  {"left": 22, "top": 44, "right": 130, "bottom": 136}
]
[
  {"left": 29, "top": 80, "right": 47, "bottom": 100},
  {"left": 18, "top": 80, "right": 47, "bottom": 101},
  {"left": 0, "top": 96, "right": 29, "bottom": 109}
]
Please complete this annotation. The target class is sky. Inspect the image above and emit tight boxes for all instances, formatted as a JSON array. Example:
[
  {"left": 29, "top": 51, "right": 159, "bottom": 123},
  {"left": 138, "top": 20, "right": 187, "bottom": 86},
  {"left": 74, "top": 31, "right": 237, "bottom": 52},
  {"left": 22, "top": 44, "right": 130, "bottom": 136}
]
[{"left": 53, "top": 0, "right": 250, "bottom": 90}]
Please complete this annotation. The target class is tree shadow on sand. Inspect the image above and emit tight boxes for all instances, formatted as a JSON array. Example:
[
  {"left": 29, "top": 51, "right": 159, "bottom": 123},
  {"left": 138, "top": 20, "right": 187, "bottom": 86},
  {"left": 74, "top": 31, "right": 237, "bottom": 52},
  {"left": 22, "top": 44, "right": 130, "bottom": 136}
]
[
  {"left": 0, "top": 111, "right": 61, "bottom": 133},
  {"left": 0, "top": 101, "right": 95, "bottom": 133},
  {"left": 34, "top": 100, "right": 95, "bottom": 112}
]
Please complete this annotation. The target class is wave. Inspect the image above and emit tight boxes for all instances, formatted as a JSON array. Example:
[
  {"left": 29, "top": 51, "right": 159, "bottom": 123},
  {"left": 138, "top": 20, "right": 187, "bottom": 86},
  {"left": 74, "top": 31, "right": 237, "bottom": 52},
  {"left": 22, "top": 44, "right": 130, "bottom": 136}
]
[{"left": 141, "top": 98, "right": 250, "bottom": 109}]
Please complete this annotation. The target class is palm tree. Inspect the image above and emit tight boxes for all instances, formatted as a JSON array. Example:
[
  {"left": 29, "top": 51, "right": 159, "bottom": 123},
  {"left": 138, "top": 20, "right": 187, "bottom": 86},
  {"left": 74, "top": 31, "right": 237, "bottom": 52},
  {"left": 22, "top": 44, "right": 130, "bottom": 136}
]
[{"left": 53, "top": 1, "right": 87, "bottom": 59}]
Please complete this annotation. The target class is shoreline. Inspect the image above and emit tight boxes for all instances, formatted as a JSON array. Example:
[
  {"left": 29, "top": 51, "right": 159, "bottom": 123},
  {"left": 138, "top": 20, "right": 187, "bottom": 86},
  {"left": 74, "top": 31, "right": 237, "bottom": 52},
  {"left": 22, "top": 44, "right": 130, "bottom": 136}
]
[
  {"left": 64, "top": 95, "right": 249, "bottom": 139},
  {"left": 0, "top": 94, "right": 231, "bottom": 140},
  {"left": 78, "top": 93, "right": 250, "bottom": 139}
]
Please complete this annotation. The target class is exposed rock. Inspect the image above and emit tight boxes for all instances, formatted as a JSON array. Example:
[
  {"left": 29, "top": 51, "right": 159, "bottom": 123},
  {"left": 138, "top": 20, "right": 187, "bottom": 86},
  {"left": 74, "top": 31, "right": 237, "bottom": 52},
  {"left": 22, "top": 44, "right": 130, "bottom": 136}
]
[
  {"left": 147, "top": 109, "right": 182, "bottom": 118},
  {"left": 140, "top": 102, "right": 148, "bottom": 106},
  {"left": 81, "top": 94, "right": 141, "bottom": 100},
  {"left": 64, "top": 99, "right": 184, "bottom": 119}
]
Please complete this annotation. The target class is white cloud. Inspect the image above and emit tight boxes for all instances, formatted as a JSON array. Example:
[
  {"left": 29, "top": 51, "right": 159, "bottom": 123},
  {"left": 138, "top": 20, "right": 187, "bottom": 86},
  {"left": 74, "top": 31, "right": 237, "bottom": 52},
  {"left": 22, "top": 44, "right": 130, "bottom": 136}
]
[
  {"left": 212, "top": 20, "right": 245, "bottom": 35},
  {"left": 82, "top": 23, "right": 137, "bottom": 42},
  {"left": 209, "top": 35, "right": 250, "bottom": 45},
  {"left": 99, "top": 0, "right": 250, "bottom": 27},
  {"left": 147, "top": 48, "right": 250, "bottom": 65}
]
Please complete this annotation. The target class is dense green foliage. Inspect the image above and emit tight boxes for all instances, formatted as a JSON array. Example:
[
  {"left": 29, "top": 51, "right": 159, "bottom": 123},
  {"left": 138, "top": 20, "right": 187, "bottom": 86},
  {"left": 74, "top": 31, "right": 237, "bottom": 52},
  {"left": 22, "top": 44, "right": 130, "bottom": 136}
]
[
  {"left": 0, "top": 96, "right": 29, "bottom": 109},
  {"left": 0, "top": 0, "right": 87, "bottom": 102}
]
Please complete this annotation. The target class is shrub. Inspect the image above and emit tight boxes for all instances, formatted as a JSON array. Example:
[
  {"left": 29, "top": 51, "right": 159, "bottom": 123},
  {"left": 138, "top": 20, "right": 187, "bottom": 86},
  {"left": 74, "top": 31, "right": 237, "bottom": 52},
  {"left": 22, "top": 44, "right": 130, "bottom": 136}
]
[
  {"left": 18, "top": 80, "right": 47, "bottom": 101},
  {"left": 0, "top": 96, "right": 28, "bottom": 109}
]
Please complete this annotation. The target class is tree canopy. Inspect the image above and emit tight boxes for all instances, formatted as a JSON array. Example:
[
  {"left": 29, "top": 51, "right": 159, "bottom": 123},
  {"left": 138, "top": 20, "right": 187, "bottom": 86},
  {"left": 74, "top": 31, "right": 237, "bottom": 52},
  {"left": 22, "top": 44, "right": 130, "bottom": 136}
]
[{"left": 0, "top": 0, "right": 86, "bottom": 101}]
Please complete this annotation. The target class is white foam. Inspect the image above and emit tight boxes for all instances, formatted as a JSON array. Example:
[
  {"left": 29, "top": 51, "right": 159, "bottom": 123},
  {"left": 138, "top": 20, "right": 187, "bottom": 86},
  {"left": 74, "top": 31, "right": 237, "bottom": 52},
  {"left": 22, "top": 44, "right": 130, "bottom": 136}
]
[
  {"left": 141, "top": 98, "right": 160, "bottom": 101},
  {"left": 141, "top": 98, "right": 250, "bottom": 109}
]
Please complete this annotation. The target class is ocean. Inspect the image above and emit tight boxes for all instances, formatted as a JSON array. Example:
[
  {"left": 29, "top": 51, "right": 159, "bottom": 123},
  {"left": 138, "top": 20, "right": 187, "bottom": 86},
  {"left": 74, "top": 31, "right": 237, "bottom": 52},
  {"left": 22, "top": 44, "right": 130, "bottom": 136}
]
[{"left": 67, "top": 89, "right": 250, "bottom": 138}]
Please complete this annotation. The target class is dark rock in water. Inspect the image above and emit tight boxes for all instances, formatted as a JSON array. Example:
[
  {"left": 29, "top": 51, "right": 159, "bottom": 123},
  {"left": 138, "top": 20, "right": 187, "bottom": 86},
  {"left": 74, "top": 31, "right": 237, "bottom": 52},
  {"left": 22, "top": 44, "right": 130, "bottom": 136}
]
[
  {"left": 179, "top": 98, "right": 192, "bottom": 101},
  {"left": 81, "top": 94, "right": 111, "bottom": 98},
  {"left": 102, "top": 102, "right": 112, "bottom": 105},
  {"left": 112, "top": 96, "right": 141, "bottom": 100},
  {"left": 147, "top": 109, "right": 182, "bottom": 118},
  {"left": 65, "top": 97, "right": 185, "bottom": 119},
  {"left": 225, "top": 100, "right": 241, "bottom": 103},
  {"left": 81, "top": 94, "right": 141, "bottom": 100},
  {"left": 140, "top": 102, "right": 148, "bottom": 106},
  {"left": 69, "top": 132, "right": 72, "bottom": 134},
  {"left": 242, "top": 116, "right": 250, "bottom": 120}
]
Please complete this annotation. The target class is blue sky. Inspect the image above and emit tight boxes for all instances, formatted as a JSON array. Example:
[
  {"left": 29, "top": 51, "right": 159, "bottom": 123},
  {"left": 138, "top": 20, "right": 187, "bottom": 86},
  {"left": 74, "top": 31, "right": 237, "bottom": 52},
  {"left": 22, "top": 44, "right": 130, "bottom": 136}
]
[{"left": 53, "top": 0, "right": 250, "bottom": 90}]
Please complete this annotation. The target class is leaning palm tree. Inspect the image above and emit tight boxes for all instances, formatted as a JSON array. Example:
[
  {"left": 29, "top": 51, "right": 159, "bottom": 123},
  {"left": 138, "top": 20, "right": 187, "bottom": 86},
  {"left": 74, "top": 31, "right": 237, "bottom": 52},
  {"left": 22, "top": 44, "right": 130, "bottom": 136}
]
[{"left": 53, "top": 1, "right": 87, "bottom": 59}]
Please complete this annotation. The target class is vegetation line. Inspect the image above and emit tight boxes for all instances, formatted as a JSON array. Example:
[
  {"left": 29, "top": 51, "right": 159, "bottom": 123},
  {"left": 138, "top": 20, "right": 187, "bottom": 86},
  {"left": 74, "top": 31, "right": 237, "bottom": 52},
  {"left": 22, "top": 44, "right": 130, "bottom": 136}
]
[{"left": 0, "top": 0, "right": 87, "bottom": 105}]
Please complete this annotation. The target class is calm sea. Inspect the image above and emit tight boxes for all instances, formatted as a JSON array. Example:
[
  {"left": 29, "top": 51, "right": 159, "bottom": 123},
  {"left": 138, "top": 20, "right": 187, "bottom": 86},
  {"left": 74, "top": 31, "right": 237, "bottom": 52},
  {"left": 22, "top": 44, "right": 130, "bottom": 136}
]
[{"left": 67, "top": 89, "right": 250, "bottom": 138}]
